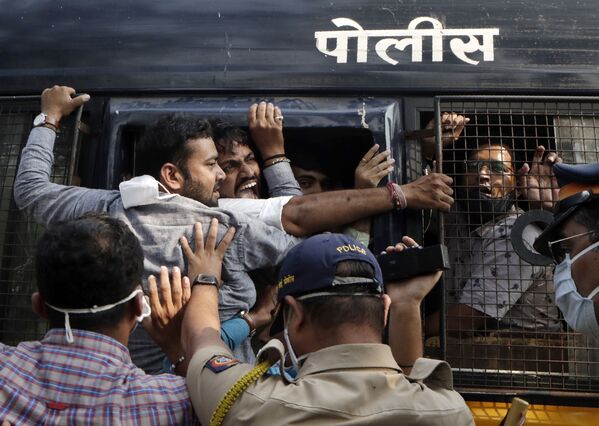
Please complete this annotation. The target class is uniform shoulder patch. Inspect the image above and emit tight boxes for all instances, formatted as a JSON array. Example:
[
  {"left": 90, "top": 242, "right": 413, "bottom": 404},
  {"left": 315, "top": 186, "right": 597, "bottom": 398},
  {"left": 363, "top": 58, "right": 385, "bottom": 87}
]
[{"left": 206, "top": 355, "right": 240, "bottom": 373}]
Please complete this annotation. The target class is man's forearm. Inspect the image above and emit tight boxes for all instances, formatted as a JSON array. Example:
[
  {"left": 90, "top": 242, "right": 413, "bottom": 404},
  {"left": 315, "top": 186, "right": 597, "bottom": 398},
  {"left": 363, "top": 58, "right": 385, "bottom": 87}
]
[
  {"left": 14, "top": 127, "right": 118, "bottom": 225},
  {"left": 263, "top": 162, "right": 302, "bottom": 198},
  {"left": 389, "top": 301, "right": 423, "bottom": 374},
  {"left": 425, "top": 304, "right": 489, "bottom": 337},
  {"left": 281, "top": 187, "right": 392, "bottom": 237},
  {"left": 182, "top": 286, "right": 228, "bottom": 356},
  {"left": 280, "top": 172, "right": 454, "bottom": 236}
]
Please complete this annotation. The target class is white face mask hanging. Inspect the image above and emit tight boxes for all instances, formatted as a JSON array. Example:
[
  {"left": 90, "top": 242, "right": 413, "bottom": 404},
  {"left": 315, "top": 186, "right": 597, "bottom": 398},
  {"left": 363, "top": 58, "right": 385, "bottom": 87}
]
[
  {"left": 119, "top": 175, "right": 176, "bottom": 209},
  {"left": 283, "top": 307, "right": 300, "bottom": 371},
  {"left": 45, "top": 288, "right": 151, "bottom": 344},
  {"left": 282, "top": 306, "right": 310, "bottom": 381},
  {"left": 553, "top": 240, "right": 599, "bottom": 339}
]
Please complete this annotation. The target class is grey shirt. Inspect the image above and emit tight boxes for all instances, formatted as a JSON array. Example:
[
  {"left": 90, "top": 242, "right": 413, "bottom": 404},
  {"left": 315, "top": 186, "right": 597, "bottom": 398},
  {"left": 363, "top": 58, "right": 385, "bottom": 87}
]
[
  {"left": 14, "top": 127, "right": 302, "bottom": 368},
  {"left": 445, "top": 208, "right": 560, "bottom": 331}
]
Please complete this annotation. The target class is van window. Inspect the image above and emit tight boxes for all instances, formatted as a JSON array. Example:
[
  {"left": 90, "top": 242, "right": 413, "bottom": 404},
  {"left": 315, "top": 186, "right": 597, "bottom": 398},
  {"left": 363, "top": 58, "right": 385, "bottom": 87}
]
[
  {"left": 0, "top": 98, "right": 82, "bottom": 344},
  {"left": 426, "top": 96, "right": 599, "bottom": 395}
]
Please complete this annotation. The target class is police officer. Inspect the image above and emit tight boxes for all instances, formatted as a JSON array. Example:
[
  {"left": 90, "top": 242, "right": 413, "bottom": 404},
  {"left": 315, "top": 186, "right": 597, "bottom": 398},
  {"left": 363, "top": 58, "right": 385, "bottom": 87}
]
[
  {"left": 534, "top": 162, "right": 599, "bottom": 339},
  {"left": 179, "top": 223, "right": 473, "bottom": 426}
]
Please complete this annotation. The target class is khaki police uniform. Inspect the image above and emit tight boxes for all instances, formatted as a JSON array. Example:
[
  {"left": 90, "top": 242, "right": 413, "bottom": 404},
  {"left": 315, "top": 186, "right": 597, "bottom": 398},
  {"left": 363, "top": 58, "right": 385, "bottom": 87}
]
[{"left": 187, "top": 340, "right": 474, "bottom": 425}]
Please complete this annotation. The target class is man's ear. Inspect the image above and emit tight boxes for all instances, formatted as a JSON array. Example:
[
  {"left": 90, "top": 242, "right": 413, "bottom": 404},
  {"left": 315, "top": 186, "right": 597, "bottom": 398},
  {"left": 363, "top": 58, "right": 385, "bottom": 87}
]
[
  {"left": 133, "top": 293, "right": 144, "bottom": 318},
  {"left": 31, "top": 292, "right": 48, "bottom": 319},
  {"left": 284, "top": 295, "right": 305, "bottom": 330},
  {"left": 159, "top": 162, "right": 185, "bottom": 194},
  {"left": 382, "top": 294, "right": 391, "bottom": 328}
]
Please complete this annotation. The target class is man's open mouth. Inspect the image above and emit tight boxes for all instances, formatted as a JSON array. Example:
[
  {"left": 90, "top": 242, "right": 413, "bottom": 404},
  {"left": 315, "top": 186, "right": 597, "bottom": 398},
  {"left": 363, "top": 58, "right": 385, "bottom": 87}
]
[
  {"left": 236, "top": 179, "right": 259, "bottom": 198},
  {"left": 479, "top": 186, "right": 493, "bottom": 198}
]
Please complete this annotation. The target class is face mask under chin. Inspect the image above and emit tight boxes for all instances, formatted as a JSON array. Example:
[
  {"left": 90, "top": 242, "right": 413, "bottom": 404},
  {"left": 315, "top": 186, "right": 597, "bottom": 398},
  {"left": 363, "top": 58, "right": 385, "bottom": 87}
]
[
  {"left": 553, "top": 240, "right": 599, "bottom": 338},
  {"left": 459, "top": 189, "right": 516, "bottom": 225}
]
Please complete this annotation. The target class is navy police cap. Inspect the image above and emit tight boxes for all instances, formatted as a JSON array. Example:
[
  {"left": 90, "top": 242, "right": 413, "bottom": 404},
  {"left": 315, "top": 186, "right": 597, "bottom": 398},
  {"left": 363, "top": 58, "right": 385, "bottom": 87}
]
[
  {"left": 270, "top": 233, "right": 383, "bottom": 336},
  {"left": 534, "top": 162, "right": 599, "bottom": 257}
]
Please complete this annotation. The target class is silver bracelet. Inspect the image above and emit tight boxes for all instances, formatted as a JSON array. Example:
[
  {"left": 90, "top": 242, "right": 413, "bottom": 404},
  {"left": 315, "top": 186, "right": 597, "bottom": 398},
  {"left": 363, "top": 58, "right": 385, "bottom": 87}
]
[{"left": 264, "top": 157, "right": 290, "bottom": 169}]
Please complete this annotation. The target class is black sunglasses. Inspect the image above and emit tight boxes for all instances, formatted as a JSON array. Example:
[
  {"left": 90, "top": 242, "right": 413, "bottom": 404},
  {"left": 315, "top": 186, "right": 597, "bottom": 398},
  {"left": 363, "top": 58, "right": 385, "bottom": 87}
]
[{"left": 464, "top": 160, "right": 512, "bottom": 174}]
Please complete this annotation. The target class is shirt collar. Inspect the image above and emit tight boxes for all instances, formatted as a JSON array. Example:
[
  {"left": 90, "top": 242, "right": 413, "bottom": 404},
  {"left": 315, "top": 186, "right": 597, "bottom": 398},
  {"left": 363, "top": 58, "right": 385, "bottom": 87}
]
[
  {"left": 42, "top": 328, "right": 133, "bottom": 364},
  {"left": 295, "top": 344, "right": 400, "bottom": 379}
]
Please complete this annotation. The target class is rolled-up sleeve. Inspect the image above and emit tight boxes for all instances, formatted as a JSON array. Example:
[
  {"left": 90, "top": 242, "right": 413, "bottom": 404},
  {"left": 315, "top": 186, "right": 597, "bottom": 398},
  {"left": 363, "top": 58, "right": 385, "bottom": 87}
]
[{"left": 219, "top": 196, "right": 293, "bottom": 231}]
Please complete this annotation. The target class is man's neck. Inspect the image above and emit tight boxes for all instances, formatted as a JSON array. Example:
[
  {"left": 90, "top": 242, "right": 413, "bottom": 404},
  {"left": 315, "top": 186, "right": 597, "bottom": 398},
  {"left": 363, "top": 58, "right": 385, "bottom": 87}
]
[
  {"left": 299, "top": 325, "right": 382, "bottom": 355},
  {"left": 82, "top": 322, "right": 133, "bottom": 347}
]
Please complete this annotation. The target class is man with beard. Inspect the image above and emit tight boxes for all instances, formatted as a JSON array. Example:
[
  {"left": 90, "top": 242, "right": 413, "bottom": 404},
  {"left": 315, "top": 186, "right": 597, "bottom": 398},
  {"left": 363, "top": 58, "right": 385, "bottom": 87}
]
[
  {"left": 214, "top": 103, "right": 394, "bottom": 246},
  {"left": 15, "top": 86, "right": 455, "bottom": 372},
  {"left": 211, "top": 103, "right": 393, "bottom": 336},
  {"left": 210, "top": 103, "right": 304, "bottom": 235},
  {"left": 426, "top": 143, "right": 561, "bottom": 336},
  {"left": 213, "top": 102, "right": 302, "bottom": 200},
  {"left": 213, "top": 102, "right": 395, "bottom": 202}
]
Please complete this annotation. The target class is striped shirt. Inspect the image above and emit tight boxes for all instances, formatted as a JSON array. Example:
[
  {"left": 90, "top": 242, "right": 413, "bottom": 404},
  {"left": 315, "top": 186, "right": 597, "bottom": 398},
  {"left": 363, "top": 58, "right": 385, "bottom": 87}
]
[{"left": 0, "top": 328, "right": 197, "bottom": 425}]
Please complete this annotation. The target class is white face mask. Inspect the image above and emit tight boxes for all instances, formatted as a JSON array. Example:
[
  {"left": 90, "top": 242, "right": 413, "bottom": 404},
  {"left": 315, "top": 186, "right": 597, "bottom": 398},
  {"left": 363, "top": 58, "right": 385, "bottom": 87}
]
[
  {"left": 553, "top": 240, "right": 599, "bottom": 339},
  {"left": 119, "top": 175, "right": 176, "bottom": 209},
  {"left": 283, "top": 307, "right": 300, "bottom": 373},
  {"left": 281, "top": 306, "right": 310, "bottom": 381},
  {"left": 46, "top": 288, "right": 151, "bottom": 344}
]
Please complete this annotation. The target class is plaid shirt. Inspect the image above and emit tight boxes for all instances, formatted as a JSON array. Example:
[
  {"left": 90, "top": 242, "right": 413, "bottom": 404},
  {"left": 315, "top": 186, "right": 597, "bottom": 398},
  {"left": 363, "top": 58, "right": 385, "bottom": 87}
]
[{"left": 0, "top": 329, "right": 197, "bottom": 425}]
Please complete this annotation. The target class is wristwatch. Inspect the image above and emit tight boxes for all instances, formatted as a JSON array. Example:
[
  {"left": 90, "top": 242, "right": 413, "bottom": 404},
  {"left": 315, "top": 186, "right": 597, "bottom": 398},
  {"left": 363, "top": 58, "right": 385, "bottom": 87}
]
[
  {"left": 33, "top": 112, "right": 59, "bottom": 132},
  {"left": 192, "top": 273, "right": 220, "bottom": 289}
]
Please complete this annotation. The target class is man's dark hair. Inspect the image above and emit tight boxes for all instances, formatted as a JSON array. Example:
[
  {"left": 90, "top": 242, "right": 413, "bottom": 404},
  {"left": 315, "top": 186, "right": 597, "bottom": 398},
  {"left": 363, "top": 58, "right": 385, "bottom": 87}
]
[
  {"left": 570, "top": 198, "right": 599, "bottom": 243},
  {"left": 210, "top": 118, "right": 249, "bottom": 156},
  {"left": 290, "top": 150, "right": 329, "bottom": 174},
  {"left": 299, "top": 260, "right": 385, "bottom": 336},
  {"left": 136, "top": 114, "right": 213, "bottom": 179},
  {"left": 35, "top": 214, "right": 144, "bottom": 330}
]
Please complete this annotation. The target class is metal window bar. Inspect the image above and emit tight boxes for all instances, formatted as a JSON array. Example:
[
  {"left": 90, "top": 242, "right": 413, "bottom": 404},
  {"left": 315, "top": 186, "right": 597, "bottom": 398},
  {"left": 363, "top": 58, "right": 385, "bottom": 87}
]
[
  {"left": 0, "top": 98, "right": 81, "bottom": 345},
  {"left": 429, "top": 96, "right": 599, "bottom": 395}
]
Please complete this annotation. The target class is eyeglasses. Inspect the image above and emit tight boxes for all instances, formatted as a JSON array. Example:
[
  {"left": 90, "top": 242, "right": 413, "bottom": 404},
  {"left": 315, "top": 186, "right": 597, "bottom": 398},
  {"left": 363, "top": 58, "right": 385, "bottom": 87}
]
[
  {"left": 548, "top": 230, "right": 597, "bottom": 263},
  {"left": 464, "top": 160, "right": 512, "bottom": 175}
]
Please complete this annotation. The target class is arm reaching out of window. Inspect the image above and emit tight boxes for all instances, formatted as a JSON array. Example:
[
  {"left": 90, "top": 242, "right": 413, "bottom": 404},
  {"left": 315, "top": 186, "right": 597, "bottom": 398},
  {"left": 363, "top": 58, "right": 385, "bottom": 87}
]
[{"left": 384, "top": 236, "right": 443, "bottom": 374}]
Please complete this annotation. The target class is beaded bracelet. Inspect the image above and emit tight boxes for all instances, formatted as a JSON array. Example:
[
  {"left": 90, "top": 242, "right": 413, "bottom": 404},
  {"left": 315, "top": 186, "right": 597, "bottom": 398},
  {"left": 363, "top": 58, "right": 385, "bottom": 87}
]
[{"left": 386, "top": 182, "right": 407, "bottom": 210}]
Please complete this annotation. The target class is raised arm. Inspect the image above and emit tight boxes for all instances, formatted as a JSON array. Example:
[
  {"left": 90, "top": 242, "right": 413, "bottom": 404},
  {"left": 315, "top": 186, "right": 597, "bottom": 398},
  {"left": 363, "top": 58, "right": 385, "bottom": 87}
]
[
  {"left": 347, "top": 144, "right": 396, "bottom": 242},
  {"left": 420, "top": 112, "right": 469, "bottom": 162},
  {"left": 143, "top": 266, "right": 192, "bottom": 375},
  {"left": 248, "top": 102, "right": 302, "bottom": 197},
  {"left": 384, "top": 237, "right": 443, "bottom": 374},
  {"left": 182, "top": 219, "right": 236, "bottom": 357},
  {"left": 518, "top": 145, "right": 562, "bottom": 211},
  {"left": 13, "top": 86, "right": 119, "bottom": 225}
]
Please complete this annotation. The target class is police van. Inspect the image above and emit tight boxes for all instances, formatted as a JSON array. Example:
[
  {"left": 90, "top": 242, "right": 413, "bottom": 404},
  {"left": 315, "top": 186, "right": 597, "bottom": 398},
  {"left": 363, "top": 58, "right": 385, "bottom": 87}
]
[{"left": 1, "top": 1, "right": 598, "bottom": 424}]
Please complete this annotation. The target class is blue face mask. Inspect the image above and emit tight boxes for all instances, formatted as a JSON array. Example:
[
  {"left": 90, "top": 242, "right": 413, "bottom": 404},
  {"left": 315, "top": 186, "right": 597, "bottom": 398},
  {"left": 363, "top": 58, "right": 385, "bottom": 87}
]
[{"left": 553, "top": 240, "right": 599, "bottom": 339}]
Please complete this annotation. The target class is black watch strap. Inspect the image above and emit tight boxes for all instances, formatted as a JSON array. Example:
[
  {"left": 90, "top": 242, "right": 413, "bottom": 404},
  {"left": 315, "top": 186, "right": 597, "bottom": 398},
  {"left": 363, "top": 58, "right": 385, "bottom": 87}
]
[{"left": 192, "top": 273, "right": 220, "bottom": 289}]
